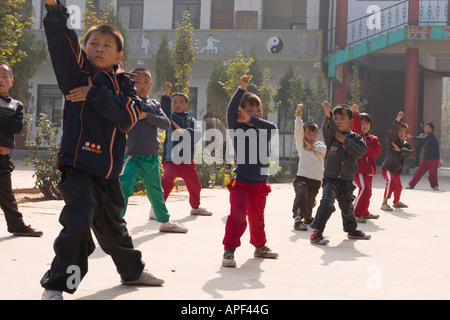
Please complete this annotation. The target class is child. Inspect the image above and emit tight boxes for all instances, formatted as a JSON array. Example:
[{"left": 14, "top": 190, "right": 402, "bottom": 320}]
[
  {"left": 0, "top": 63, "right": 43, "bottom": 237},
  {"left": 351, "top": 104, "right": 382, "bottom": 222},
  {"left": 310, "top": 101, "right": 369, "bottom": 245},
  {"left": 380, "top": 111, "right": 413, "bottom": 211},
  {"left": 41, "top": 0, "right": 163, "bottom": 300},
  {"left": 160, "top": 86, "right": 212, "bottom": 216},
  {"left": 406, "top": 121, "right": 440, "bottom": 190},
  {"left": 222, "top": 75, "right": 278, "bottom": 268},
  {"left": 119, "top": 68, "right": 187, "bottom": 233},
  {"left": 292, "top": 103, "right": 326, "bottom": 231}
]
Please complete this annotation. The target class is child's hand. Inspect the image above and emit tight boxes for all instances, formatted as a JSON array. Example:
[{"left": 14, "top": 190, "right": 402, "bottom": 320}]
[
  {"left": 352, "top": 104, "right": 359, "bottom": 113},
  {"left": 396, "top": 111, "right": 404, "bottom": 122},
  {"left": 44, "top": 0, "right": 57, "bottom": 6},
  {"left": 322, "top": 101, "right": 331, "bottom": 118},
  {"left": 164, "top": 81, "right": 172, "bottom": 97},
  {"left": 296, "top": 104, "right": 304, "bottom": 112},
  {"left": 171, "top": 120, "right": 184, "bottom": 133},
  {"left": 303, "top": 138, "right": 312, "bottom": 150},
  {"left": 392, "top": 142, "right": 401, "bottom": 152},
  {"left": 334, "top": 130, "right": 346, "bottom": 143},
  {"left": 236, "top": 106, "right": 251, "bottom": 124},
  {"left": 240, "top": 75, "right": 250, "bottom": 91},
  {"left": 139, "top": 112, "right": 148, "bottom": 120},
  {"left": 66, "top": 77, "right": 93, "bottom": 102}
]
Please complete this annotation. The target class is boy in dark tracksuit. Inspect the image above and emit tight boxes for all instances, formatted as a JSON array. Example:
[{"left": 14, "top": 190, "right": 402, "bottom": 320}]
[
  {"left": 0, "top": 63, "right": 43, "bottom": 237},
  {"left": 310, "top": 102, "right": 369, "bottom": 245},
  {"left": 222, "top": 76, "right": 278, "bottom": 268},
  {"left": 41, "top": 0, "right": 163, "bottom": 300}
]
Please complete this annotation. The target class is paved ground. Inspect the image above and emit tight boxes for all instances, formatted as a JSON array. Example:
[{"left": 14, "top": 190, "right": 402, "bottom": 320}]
[{"left": 1, "top": 153, "right": 450, "bottom": 302}]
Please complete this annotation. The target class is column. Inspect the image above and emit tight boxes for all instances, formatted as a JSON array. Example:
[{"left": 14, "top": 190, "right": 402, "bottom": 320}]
[
  {"left": 404, "top": 48, "right": 419, "bottom": 152},
  {"left": 332, "top": 0, "right": 349, "bottom": 104}
]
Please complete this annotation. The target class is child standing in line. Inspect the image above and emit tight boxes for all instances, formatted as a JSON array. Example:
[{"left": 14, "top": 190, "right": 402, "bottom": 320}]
[
  {"left": 222, "top": 75, "right": 278, "bottom": 268},
  {"left": 351, "top": 104, "right": 382, "bottom": 222},
  {"left": 0, "top": 63, "right": 43, "bottom": 237},
  {"left": 292, "top": 103, "right": 326, "bottom": 231},
  {"left": 406, "top": 121, "right": 440, "bottom": 190},
  {"left": 41, "top": 0, "right": 163, "bottom": 300},
  {"left": 380, "top": 111, "right": 413, "bottom": 211},
  {"left": 119, "top": 68, "right": 187, "bottom": 233},
  {"left": 310, "top": 101, "right": 369, "bottom": 245},
  {"left": 160, "top": 86, "right": 212, "bottom": 216}
]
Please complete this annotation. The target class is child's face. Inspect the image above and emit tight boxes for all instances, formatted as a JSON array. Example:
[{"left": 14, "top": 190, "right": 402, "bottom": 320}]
[
  {"left": 133, "top": 73, "right": 152, "bottom": 99},
  {"left": 361, "top": 119, "right": 371, "bottom": 134},
  {"left": 242, "top": 101, "right": 263, "bottom": 119},
  {"left": 172, "top": 95, "right": 188, "bottom": 113},
  {"left": 333, "top": 111, "right": 352, "bottom": 133},
  {"left": 0, "top": 66, "right": 13, "bottom": 97},
  {"left": 398, "top": 128, "right": 408, "bottom": 140},
  {"left": 85, "top": 31, "right": 123, "bottom": 72},
  {"left": 423, "top": 124, "right": 433, "bottom": 134},
  {"left": 304, "top": 128, "right": 318, "bottom": 145}
]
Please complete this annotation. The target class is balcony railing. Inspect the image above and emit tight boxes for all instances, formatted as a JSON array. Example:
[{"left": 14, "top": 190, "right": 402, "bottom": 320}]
[{"left": 327, "top": 0, "right": 450, "bottom": 54}]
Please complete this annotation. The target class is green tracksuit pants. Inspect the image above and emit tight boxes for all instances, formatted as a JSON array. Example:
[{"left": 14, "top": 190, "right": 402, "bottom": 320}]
[{"left": 120, "top": 155, "right": 170, "bottom": 222}]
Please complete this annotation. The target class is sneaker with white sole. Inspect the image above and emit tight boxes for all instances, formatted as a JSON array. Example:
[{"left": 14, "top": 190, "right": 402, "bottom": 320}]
[
  {"left": 190, "top": 207, "right": 213, "bottom": 216},
  {"left": 149, "top": 208, "right": 156, "bottom": 220},
  {"left": 42, "top": 289, "right": 63, "bottom": 300},
  {"left": 159, "top": 221, "right": 188, "bottom": 233},
  {"left": 222, "top": 251, "right": 236, "bottom": 268},
  {"left": 310, "top": 232, "right": 329, "bottom": 245},
  {"left": 380, "top": 203, "right": 393, "bottom": 211},
  {"left": 393, "top": 201, "right": 408, "bottom": 208},
  {"left": 120, "top": 269, "right": 164, "bottom": 286},
  {"left": 254, "top": 246, "right": 278, "bottom": 258}
]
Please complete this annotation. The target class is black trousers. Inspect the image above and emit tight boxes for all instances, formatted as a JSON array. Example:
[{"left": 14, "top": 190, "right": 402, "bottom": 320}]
[
  {"left": 0, "top": 154, "right": 25, "bottom": 233},
  {"left": 292, "top": 175, "right": 321, "bottom": 220},
  {"left": 310, "top": 178, "right": 357, "bottom": 233},
  {"left": 40, "top": 166, "right": 145, "bottom": 294}
]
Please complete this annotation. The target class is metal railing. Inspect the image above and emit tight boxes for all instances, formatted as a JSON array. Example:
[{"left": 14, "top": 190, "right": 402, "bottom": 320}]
[{"left": 327, "top": 0, "right": 449, "bottom": 54}]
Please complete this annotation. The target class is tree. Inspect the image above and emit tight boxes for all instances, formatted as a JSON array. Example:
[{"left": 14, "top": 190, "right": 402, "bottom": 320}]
[
  {"left": 219, "top": 50, "right": 254, "bottom": 98},
  {"left": 348, "top": 62, "right": 367, "bottom": 110},
  {"left": 152, "top": 33, "right": 176, "bottom": 98},
  {"left": 171, "top": 10, "right": 198, "bottom": 94},
  {"left": 256, "top": 68, "right": 279, "bottom": 117},
  {"left": 206, "top": 61, "right": 229, "bottom": 123}
]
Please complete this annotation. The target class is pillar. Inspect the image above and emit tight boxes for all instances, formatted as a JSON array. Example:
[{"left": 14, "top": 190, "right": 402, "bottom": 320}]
[
  {"left": 332, "top": 0, "right": 349, "bottom": 104},
  {"left": 404, "top": 48, "right": 419, "bottom": 154}
]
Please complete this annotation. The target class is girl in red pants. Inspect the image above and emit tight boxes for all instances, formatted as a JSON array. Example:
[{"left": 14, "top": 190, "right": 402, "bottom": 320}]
[{"left": 351, "top": 105, "right": 381, "bottom": 222}]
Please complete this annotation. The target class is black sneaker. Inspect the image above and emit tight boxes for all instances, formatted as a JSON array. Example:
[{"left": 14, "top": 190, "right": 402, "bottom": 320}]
[
  {"left": 12, "top": 225, "right": 43, "bottom": 237},
  {"left": 294, "top": 217, "right": 307, "bottom": 231}
]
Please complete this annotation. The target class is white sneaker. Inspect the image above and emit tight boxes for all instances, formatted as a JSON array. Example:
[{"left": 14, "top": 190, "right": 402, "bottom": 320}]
[
  {"left": 190, "top": 207, "right": 213, "bottom": 216},
  {"left": 121, "top": 269, "right": 164, "bottom": 286},
  {"left": 42, "top": 289, "right": 63, "bottom": 300},
  {"left": 159, "top": 221, "right": 188, "bottom": 233},
  {"left": 433, "top": 186, "right": 439, "bottom": 190},
  {"left": 380, "top": 203, "right": 393, "bottom": 211},
  {"left": 149, "top": 208, "right": 156, "bottom": 220}
]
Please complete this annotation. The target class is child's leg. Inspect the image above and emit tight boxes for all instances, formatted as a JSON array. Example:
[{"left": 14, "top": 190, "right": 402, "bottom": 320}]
[
  {"left": 161, "top": 161, "right": 179, "bottom": 201},
  {"left": 179, "top": 162, "right": 202, "bottom": 209},
  {"left": 336, "top": 180, "right": 358, "bottom": 233},
  {"left": 247, "top": 183, "right": 271, "bottom": 249},
  {"left": 306, "top": 179, "right": 321, "bottom": 220},
  {"left": 292, "top": 176, "right": 307, "bottom": 218},
  {"left": 0, "top": 156, "right": 25, "bottom": 232},
  {"left": 90, "top": 176, "right": 145, "bottom": 283},
  {"left": 310, "top": 179, "right": 336, "bottom": 233},
  {"left": 141, "top": 156, "right": 170, "bottom": 223},
  {"left": 427, "top": 159, "right": 440, "bottom": 188},
  {"left": 41, "top": 167, "right": 97, "bottom": 293},
  {"left": 353, "top": 173, "right": 372, "bottom": 217},
  {"left": 408, "top": 158, "right": 428, "bottom": 188},
  {"left": 393, "top": 174, "right": 403, "bottom": 204},
  {"left": 119, "top": 156, "right": 142, "bottom": 218},
  {"left": 382, "top": 169, "right": 397, "bottom": 203},
  {"left": 222, "top": 179, "right": 249, "bottom": 251}
]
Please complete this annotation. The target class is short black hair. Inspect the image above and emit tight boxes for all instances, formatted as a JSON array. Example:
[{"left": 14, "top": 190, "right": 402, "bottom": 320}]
[
  {"left": 303, "top": 121, "right": 319, "bottom": 133},
  {"left": 84, "top": 24, "right": 124, "bottom": 52},
  {"left": 424, "top": 121, "right": 435, "bottom": 130},
  {"left": 172, "top": 92, "right": 189, "bottom": 103},
  {"left": 360, "top": 112, "right": 373, "bottom": 132},
  {"left": 332, "top": 104, "right": 353, "bottom": 119}
]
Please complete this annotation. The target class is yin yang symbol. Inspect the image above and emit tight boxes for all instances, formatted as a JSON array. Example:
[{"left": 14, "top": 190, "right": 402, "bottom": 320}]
[{"left": 266, "top": 36, "right": 284, "bottom": 55}]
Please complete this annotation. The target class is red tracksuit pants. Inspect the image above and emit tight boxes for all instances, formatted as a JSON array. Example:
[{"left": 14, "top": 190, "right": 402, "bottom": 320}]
[
  {"left": 161, "top": 161, "right": 202, "bottom": 209},
  {"left": 382, "top": 169, "right": 402, "bottom": 204},
  {"left": 353, "top": 173, "right": 373, "bottom": 217},
  {"left": 408, "top": 158, "right": 439, "bottom": 188},
  {"left": 222, "top": 178, "right": 271, "bottom": 251}
]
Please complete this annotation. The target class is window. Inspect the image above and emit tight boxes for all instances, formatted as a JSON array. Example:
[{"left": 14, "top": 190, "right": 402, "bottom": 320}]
[
  {"left": 173, "top": 0, "right": 201, "bottom": 29},
  {"left": 211, "top": 0, "right": 234, "bottom": 29},
  {"left": 234, "top": 11, "right": 258, "bottom": 29},
  {"left": 37, "top": 85, "right": 63, "bottom": 126},
  {"left": 118, "top": 0, "right": 143, "bottom": 29}
]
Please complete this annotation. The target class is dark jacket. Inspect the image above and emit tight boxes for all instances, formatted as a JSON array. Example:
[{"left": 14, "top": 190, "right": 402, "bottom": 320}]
[
  {"left": 0, "top": 96, "right": 24, "bottom": 149},
  {"left": 227, "top": 88, "right": 277, "bottom": 184},
  {"left": 381, "top": 120, "right": 414, "bottom": 175},
  {"left": 322, "top": 115, "right": 367, "bottom": 181},
  {"left": 44, "top": 2, "right": 142, "bottom": 180},
  {"left": 411, "top": 132, "right": 439, "bottom": 160},
  {"left": 125, "top": 97, "right": 170, "bottom": 156},
  {"left": 161, "top": 95, "right": 200, "bottom": 163}
]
